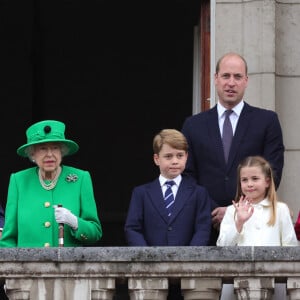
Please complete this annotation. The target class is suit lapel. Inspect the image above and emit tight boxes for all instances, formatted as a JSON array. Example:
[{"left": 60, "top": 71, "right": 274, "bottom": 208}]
[
  {"left": 227, "top": 103, "right": 253, "bottom": 167},
  {"left": 148, "top": 178, "right": 195, "bottom": 224},
  {"left": 207, "top": 106, "right": 226, "bottom": 166},
  {"left": 168, "top": 177, "right": 193, "bottom": 223},
  {"left": 147, "top": 179, "right": 170, "bottom": 223},
  {"left": 207, "top": 103, "right": 253, "bottom": 169}
]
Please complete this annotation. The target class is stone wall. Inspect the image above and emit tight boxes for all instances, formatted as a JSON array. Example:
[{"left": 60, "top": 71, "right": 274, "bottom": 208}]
[
  {"left": 0, "top": 247, "right": 300, "bottom": 299},
  {"left": 215, "top": 0, "right": 300, "bottom": 221}
]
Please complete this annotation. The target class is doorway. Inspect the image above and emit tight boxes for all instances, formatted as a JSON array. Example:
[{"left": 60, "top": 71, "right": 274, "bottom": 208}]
[{"left": 0, "top": 1, "right": 210, "bottom": 246}]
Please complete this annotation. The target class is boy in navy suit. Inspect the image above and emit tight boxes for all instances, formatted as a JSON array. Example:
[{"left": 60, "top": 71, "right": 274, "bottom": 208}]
[{"left": 124, "top": 129, "right": 212, "bottom": 246}]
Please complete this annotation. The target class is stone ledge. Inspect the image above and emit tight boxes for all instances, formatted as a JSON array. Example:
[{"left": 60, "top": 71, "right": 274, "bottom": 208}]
[{"left": 0, "top": 246, "right": 299, "bottom": 262}]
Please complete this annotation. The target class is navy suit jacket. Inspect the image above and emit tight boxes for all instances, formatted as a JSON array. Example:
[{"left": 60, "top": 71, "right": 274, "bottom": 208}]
[
  {"left": 0, "top": 205, "right": 4, "bottom": 228},
  {"left": 181, "top": 102, "right": 284, "bottom": 208},
  {"left": 124, "top": 174, "right": 212, "bottom": 246}
]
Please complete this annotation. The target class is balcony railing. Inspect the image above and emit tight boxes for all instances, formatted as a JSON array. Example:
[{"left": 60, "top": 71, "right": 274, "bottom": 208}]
[{"left": 0, "top": 246, "right": 299, "bottom": 300}]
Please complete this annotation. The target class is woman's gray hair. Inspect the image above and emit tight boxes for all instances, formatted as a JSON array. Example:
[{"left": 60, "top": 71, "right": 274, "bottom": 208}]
[{"left": 25, "top": 143, "right": 69, "bottom": 162}]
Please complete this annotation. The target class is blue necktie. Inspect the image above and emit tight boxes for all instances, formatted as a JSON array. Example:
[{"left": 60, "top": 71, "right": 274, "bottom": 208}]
[
  {"left": 222, "top": 110, "right": 233, "bottom": 163},
  {"left": 164, "top": 181, "right": 175, "bottom": 217}
]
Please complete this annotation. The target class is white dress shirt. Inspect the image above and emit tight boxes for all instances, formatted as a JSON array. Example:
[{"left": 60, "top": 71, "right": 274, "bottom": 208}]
[
  {"left": 159, "top": 174, "right": 181, "bottom": 199},
  {"left": 217, "top": 100, "right": 244, "bottom": 136}
]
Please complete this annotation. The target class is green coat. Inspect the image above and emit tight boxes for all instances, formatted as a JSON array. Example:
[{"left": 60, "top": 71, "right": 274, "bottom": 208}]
[{"left": 0, "top": 165, "right": 102, "bottom": 247}]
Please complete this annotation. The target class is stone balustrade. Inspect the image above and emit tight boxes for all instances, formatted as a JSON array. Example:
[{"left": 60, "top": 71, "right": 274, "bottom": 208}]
[{"left": 0, "top": 246, "right": 300, "bottom": 300}]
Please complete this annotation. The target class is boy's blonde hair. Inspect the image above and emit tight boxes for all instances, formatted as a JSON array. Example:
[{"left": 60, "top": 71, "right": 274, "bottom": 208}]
[
  {"left": 153, "top": 129, "right": 188, "bottom": 154},
  {"left": 235, "top": 155, "right": 277, "bottom": 226}
]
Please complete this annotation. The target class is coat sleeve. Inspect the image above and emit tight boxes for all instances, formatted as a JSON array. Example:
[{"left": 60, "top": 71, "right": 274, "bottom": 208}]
[
  {"left": 189, "top": 187, "right": 212, "bottom": 246},
  {"left": 71, "top": 171, "right": 103, "bottom": 244},
  {"left": 124, "top": 187, "right": 148, "bottom": 246},
  {"left": 263, "top": 112, "right": 284, "bottom": 189},
  {"left": 217, "top": 205, "right": 240, "bottom": 246}
]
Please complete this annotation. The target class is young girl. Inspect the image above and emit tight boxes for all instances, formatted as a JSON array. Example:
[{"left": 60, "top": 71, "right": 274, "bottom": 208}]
[{"left": 217, "top": 155, "right": 298, "bottom": 246}]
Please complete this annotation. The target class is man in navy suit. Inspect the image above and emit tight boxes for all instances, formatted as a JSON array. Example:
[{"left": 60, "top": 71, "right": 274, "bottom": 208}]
[
  {"left": 181, "top": 52, "right": 284, "bottom": 244},
  {"left": 124, "top": 129, "right": 212, "bottom": 247}
]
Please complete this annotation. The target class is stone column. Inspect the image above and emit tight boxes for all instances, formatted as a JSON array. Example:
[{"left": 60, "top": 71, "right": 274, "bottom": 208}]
[
  {"left": 287, "top": 277, "right": 300, "bottom": 300},
  {"left": 128, "top": 278, "right": 168, "bottom": 300},
  {"left": 5, "top": 279, "right": 33, "bottom": 300},
  {"left": 234, "top": 277, "right": 274, "bottom": 300},
  {"left": 275, "top": 0, "right": 300, "bottom": 220},
  {"left": 181, "top": 277, "right": 222, "bottom": 300},
  {"left": 5, "top": 278, "right": 116, "bottom": 300},
  {"left": 91, "top": 278, "right": 116, "bottom": 300}
]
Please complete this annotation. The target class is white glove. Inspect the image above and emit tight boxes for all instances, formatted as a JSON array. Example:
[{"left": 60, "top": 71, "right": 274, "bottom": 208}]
[{"left": 54, "top": 207, "right": 78, "bottom": 230}]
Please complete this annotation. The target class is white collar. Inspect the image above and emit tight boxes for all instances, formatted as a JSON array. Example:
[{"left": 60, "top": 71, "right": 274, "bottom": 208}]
[
  {"left": 252, "top": 198, "right": 271, "bottom": 207},
  {"left": 217, "top": 100, "right": 244, "bottom": 118},
  {"left": 159, "top": 174, "right": 182, "bottom": 187}
]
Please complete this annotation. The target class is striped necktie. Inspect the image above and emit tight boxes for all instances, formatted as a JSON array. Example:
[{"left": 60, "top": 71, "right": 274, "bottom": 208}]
[
  {"left": 222, "top": 110, "right": 233, "bottom": 163},
  {"left": 164, "top": 181, "right": 175, "bottom": 217}
]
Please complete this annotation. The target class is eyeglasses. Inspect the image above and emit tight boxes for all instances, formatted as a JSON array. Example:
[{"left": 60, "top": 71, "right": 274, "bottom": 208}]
[{"left": 35, "top": 144, "right": 61, "bottom": 155}]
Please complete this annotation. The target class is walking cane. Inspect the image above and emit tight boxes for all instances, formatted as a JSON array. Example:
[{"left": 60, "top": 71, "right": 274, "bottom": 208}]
[{"left": 58, "top": 204, "right": 64, "bottom": 247}]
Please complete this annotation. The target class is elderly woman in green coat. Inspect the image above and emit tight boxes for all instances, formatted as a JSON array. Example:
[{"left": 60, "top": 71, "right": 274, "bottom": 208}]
[{"left": 0, "top": 120, "right": 102, "bottom": 247}]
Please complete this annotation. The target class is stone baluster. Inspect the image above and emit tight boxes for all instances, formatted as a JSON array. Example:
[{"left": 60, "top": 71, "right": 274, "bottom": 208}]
[
  {"left": 91, "top": 278, "right": 116, "bottom": 300},
  {"left": 5, "top": 279, "right": 32, "bottom": 300},
  {"left": 6, "top": 278, "right": 116, "bottom": 300},
  {"left": 181, "top": 277, "right": 222, "bottom": 300},
  {"left": 287, "top": 277, "right": 300, "bottom": 300},
  {"left": 128, "top": 278, "right": 168, "bottom": 300},
  {"left": 234, "top": 277, "right": 274, "bottom": 300}
]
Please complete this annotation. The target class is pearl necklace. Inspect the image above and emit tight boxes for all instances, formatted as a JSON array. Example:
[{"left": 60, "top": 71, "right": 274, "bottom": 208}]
[{"left": 38, "top": 167, "right": 62, "bottom": 190}]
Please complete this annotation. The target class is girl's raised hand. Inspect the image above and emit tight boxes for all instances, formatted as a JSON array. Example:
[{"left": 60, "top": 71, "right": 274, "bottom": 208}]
[{"left": 233, "top": 195, "right": 254, "bottom": 232}]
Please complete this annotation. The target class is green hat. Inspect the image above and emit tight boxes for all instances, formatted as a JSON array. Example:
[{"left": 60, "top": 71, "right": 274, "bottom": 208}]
[{"left": 17, "top": 120, "right": 79, "bottom": 157}]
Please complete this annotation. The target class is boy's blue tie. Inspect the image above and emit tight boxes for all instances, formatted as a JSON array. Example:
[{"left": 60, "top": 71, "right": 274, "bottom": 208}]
[
  {"left": 164, "top": 180, "right": 175, "bottom": 217},
  {"left": 222, "top": 110, "right": 233, "bottom": 163}
]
